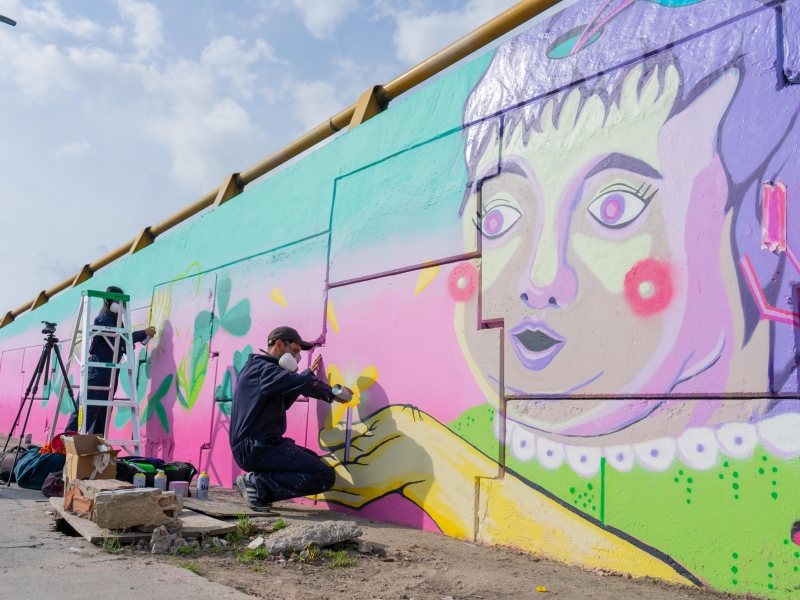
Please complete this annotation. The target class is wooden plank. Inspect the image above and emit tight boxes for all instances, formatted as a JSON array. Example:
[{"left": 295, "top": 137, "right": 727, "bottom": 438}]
[
  {"left": 49, "top": 498, "right": 238, "bottom": 544},
  {"left": 184, "top": 497, "right": 279, "bottom": 518}
]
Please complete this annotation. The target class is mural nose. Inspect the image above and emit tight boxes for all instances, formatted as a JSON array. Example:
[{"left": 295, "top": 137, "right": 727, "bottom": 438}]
[{"left": 520, "top": 266, "right": 577, "bottom": 309}]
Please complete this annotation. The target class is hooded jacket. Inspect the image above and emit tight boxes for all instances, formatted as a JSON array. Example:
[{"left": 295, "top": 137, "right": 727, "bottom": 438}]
[{"left": 229, "top": 353, "right": 335, "bottom": 448}]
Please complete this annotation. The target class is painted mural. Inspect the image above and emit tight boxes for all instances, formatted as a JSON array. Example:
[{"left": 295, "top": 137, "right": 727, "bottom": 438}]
[{"left": 1, "top": 0, "right": 799, "bottom": 597}]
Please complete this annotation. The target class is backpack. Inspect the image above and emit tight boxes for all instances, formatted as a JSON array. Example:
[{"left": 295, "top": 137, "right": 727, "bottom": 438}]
[
  {"left": 0, "top": 446, "right": 26, "bottom": 483},
  {"left": 14, "top": 450, "right": 66, "bottom": 490},
  {"left": 116, "top": 458, "right": 196, "bottom": 494},
  {"left": 42, "top": 471, "right": 65, "bottom": 497}
]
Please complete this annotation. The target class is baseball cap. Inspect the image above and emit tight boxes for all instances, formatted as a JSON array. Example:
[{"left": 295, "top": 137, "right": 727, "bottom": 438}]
[{"left": 267, "top": 326, "right": 315, "bottom": 350}]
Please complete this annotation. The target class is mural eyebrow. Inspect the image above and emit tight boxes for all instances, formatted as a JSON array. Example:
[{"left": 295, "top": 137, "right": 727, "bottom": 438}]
[
  {"left": 499, "top": 161, "right": 529, "bottom": 179},
  {"left": 584, "top": 153, "right": 663, "bottom": 180}
]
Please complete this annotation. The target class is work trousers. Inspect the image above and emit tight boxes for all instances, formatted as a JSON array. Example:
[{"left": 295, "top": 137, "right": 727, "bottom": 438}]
[{"left": 232, "top": 437, "right": 336, "bottom": 503}]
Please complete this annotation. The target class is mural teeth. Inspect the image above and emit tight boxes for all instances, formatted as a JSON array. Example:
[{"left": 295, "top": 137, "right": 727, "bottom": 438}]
[
  {"left": 632, "top": 437, "right": 676, "bottom": 471},
  {"left": 511, "top": 424, "right": 536, "bottom": 461},
  {"left": 535, "top": 436, "right": 564, "bottom": 470},
  {"left": 494, "top": 414, "right": 515, "bottom": 446},
  {"left": 715, "top": 422, "right": 758, "bottom": 458},
  {"left": 756, "top": 412, "right": 800, "bottom": 457},
  {"left": 677, "top": 427, "right": 719, "bottom": 470},
  {"left": 564, "top": 445, "right": 601, "bottom": 478},
  {"left": 604, "top": 445, "right": 635, "bottom": 472}
]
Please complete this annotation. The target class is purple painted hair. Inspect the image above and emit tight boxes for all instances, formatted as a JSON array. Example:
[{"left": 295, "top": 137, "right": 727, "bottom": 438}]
[{"left": 462, "top": 0, "right": 800, "bottom": 396}]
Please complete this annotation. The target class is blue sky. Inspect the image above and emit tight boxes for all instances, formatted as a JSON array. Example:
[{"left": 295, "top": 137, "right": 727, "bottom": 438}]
[{"left": 0, "top": 0, "right": 575, "bottom": 313}]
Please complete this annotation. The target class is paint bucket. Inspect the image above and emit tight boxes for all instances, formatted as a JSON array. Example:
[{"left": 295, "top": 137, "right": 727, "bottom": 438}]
[
  {"left": 197, "top": 472, "right": 210, "bottom": 500},
  {"left": 133, "top": 473, "right": 146, "bottom": 488},
  {"left": 154, "top": 470, "right": 167, "bottom": 492},
  {"left": 332, "top": 384, "right": 353, "bottom": 402},
  {"left": 169, "top": 481, "right": 189, "bottom": 497}
]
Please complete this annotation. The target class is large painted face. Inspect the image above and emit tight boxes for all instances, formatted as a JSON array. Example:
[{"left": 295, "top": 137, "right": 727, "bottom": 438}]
[{"left": 459, "top": 64, "right": 748, "bottom": 435}]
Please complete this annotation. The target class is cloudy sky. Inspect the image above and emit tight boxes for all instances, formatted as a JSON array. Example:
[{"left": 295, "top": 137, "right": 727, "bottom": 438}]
[{"left": 0, "top": 0, "right": 574, "bottom": 313}]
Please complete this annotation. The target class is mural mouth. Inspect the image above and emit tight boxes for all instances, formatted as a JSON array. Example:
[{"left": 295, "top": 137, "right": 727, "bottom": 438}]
[{"left": 509, "top": 320, "right": 565, "bottom": 371}]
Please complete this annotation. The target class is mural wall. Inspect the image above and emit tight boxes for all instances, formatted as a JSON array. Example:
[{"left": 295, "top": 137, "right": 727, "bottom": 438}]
[{"left": 1, "top": 0, "right": 799, "bottom": 596}]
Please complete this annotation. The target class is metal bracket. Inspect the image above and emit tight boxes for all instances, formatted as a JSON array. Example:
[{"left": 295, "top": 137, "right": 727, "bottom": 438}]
[
  {"left": 30, "top": 291, "right": 48, "bottom": 311},
  {"left": 72, "top": 264, "right": 93, "bottom": 287},
  {"left": 348, "top": 86, "right": 387, "bottom": 130},
  {"left": 129, "top": 227, "right": 155, "bottom": 255},
  {"left": 212, "top": 173, "right": 242, "bottom": 208},
  {"left": 0, "top": 312, "right": 13, "bottom": 328}
]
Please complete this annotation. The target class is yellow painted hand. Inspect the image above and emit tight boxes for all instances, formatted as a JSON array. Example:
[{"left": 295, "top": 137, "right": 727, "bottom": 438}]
[{"left": 318, "top": 404, "right": 497, "bottom": 539}]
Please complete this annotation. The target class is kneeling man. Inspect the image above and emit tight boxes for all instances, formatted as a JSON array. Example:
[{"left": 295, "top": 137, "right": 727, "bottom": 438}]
[{"left": 230, "top": 326, "right": 349, "bottom": 511}]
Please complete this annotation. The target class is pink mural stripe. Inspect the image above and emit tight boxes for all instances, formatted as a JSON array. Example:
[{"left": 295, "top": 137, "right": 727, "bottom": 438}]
[
  {"left": 740, "top": 254, "right": 800, "bottom": 327},
  {"left": 570, "top": 0, "right": 637, "bottom": 56},
  {"left": 761, "top": 182, "right": 787, "bottom": 252}
]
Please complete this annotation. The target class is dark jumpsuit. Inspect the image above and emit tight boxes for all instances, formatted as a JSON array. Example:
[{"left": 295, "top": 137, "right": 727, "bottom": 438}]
[
  {"left": 229, "top": 353, "right": 337, "bottom": 503},
  {"left": 65, "top": 312, "right": 147, "bottom": 434}
]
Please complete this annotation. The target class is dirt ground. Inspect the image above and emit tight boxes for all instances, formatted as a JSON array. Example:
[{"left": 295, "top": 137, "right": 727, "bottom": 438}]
[{"left": 119, "top": 486, "right": 744, "bottom": 600}]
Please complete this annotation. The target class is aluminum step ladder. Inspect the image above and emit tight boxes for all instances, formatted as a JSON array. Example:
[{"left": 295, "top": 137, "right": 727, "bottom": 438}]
[{"left": 49, "top": 290, "right": 142, "bottom": 455}]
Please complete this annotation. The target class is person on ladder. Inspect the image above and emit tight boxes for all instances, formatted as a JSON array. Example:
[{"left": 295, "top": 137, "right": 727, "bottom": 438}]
[{"left": 65, "top": 286, "right": 156, "bottom": 435}]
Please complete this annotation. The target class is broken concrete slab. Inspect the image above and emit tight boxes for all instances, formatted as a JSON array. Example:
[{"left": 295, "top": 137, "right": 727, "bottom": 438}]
[
  {"left": 263, "top": 520, "right": 362, "bottom": 555},
  {"left": 67, "top": 479, "right": 136, "bottom": 499},
  {"left": 183, "top": 497, "right": 278, "bottom": 518},
  {"left": 49, "top": 497, "right": 237, "bottom": 544},
  {"left": 93, "top": 488, "right": 182, "bottom": 530}
]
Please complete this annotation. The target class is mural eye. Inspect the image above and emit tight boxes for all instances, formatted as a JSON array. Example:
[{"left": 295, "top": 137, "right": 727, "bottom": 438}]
[
  {"left": 587, "top": 191, "right": 648, "bottom": 229},
  {"left": 481, "top": 205, "right": 521, "bottom": 239}
]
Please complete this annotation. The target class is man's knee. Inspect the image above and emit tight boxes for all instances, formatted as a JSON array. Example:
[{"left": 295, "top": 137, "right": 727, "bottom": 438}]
[{"left": 319, "top": 463, "right": 336, "bottom": 491}]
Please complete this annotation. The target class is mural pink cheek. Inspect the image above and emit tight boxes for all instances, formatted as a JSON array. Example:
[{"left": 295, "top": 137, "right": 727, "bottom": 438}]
[
  {"left": 623, "top": 259, "right": 673, "bottom": 316},
  {"left": 448, "top": 263, "right": 478, "bottom": 302}
]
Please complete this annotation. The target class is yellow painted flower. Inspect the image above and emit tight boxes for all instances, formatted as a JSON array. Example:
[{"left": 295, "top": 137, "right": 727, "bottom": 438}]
[{"left": 325, "top": 364, "right": 378, "bottom": 427}]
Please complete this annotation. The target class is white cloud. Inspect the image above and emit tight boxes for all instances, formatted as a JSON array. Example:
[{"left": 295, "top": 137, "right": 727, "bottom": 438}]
[
  {"left": 115, "top": 0, "right": 162, "bottom": 57},
  {"left": 290, "top": 79, "right": 345, "bottom": 130},
  {"left": 54, "top": 137, "right": 91, "bottom": 157},
  {"left": 0, "top": 0, "right": 100, "bottom": 37},
  {"left": 387, "top": 0, "right": 518, "bottom": 64},
  {"left": 291, "top": 0, "right": 358, "bottom": 40}
]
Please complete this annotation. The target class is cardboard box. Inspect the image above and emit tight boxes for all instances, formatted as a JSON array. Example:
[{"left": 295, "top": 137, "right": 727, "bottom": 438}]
[{"left": 62, "top": 434, "right": 120, "bottom": 486}]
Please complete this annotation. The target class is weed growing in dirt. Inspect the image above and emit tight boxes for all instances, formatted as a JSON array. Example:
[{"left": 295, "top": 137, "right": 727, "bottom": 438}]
[
  {"left": 237, "top": 548, "right": 268, "bottom": 563},
  {"left": 323, "top": 549, "right": 357, "bottom": 569},
  {"left": 273, "top": 518, "right": 288, "bottom": 531},
  {"left": 101, "top": 532, "right": 122, "bottom": 554},
  {"left": 225, "top": 530, "right": 244, "bottom": 545},
  {"left": 179, "top": 561, "right": 200, "bottom": 574},
  {"left": 235, "top": 513, "right": 257, "bottom": 537},
  {"left": 176, "top": 545, "right": 195, "bottom": 555}
]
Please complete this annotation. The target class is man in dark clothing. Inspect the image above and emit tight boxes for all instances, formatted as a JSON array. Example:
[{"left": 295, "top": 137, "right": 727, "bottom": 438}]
[{"left": 230, "top": 326, "right": 349, "bottom": 511}]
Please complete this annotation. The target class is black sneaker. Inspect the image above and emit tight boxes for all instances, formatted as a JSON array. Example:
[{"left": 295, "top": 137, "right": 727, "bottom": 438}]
[{"left": 235, "top": 474, "right": 273, "bottom": 512}]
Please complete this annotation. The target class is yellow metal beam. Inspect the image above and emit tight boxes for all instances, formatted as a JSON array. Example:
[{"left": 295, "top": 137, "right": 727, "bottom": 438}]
[
  {"left": 129, "top": 227, "right": 155, "bottom": 255},
  {"left": 30, "top": 291, "right": 48, "bottom": 311},
  {"left": 72, "top": 265, "right": 93, "bottom": 287},
  {"left": 212, "top": 173, "right": 242, "bottom": 209},
  {"left": 0, "top": 0, "right": 560, "bottom": 327},
  {"left": 349, "top": 86, "right": 387, "bottom": 130}
]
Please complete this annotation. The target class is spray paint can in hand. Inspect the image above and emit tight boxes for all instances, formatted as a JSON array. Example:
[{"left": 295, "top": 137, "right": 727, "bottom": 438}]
[
  {"left": 154, "top": 470, "right": 167, "bottom": 492},
  {"left": 197, "top": 471, "right": 210, "bottom": 500},
  {"left": 133, "top": 473, "right": 146, "bottom": 488},
  {"left": 332, "top": 384, "right": 353, "bottom": 402}
]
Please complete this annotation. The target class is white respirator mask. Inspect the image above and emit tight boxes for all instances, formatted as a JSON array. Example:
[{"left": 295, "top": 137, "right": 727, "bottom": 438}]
[
  {"left": 278, "top": 352, "right": 299, "bottom": 372},
  {"left": 109, "top": 302, "right": 120, "bottom": 314}
]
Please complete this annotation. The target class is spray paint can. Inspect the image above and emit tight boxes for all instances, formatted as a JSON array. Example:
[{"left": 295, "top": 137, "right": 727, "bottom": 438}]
[
  {"left": 197, "top": 471, "right": 210, "bottom": 500},
  {"left": 133, "top": 473, "right": 146, "bottom": 488},
  {"left": 154, "top": 470, "right": 167, "bottom": 492},
  {"left": 332, "top": 384, "right": 353, "bottom": 402}
]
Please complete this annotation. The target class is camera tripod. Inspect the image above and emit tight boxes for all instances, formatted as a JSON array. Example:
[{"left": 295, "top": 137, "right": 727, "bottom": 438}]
[{"left": 2, "top": 321, "right": 77, "bottom": 487}]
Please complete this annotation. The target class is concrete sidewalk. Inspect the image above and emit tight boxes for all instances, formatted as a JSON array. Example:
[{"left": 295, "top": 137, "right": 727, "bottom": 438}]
[{"left": 0, "top": 485, "right": 252, "bottom": 599}]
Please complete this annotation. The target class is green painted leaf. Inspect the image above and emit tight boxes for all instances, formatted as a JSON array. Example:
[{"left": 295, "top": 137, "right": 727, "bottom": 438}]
[
  {"left": 217, "top": 276, "right": 232, "bottom": 318},
  {"left": 175, "top": 377, "right": 188, "bottom": 409},
  {"left": 114, "top": 407, "right": 131, "bottom": 428},
  {"left": 194, "top": 310, "right": 218, "bottom": 346},
  {"left": 141, "top": 374, "right": 173, "bottom": 425},
  {"left": 215, "top": 370, "right": 233, "bottom": 401},
  {"left": 218, "top": 400, "right": 231, "bottom": 417},
  {"left": 154, "top": 399, "right": 169, "bottom": 433},
  {"left": 233, "top": 345, "right": 252, "bottom": 376},
  {"left": 221, "top": 299, "right": 251, "bottom": 337}
]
